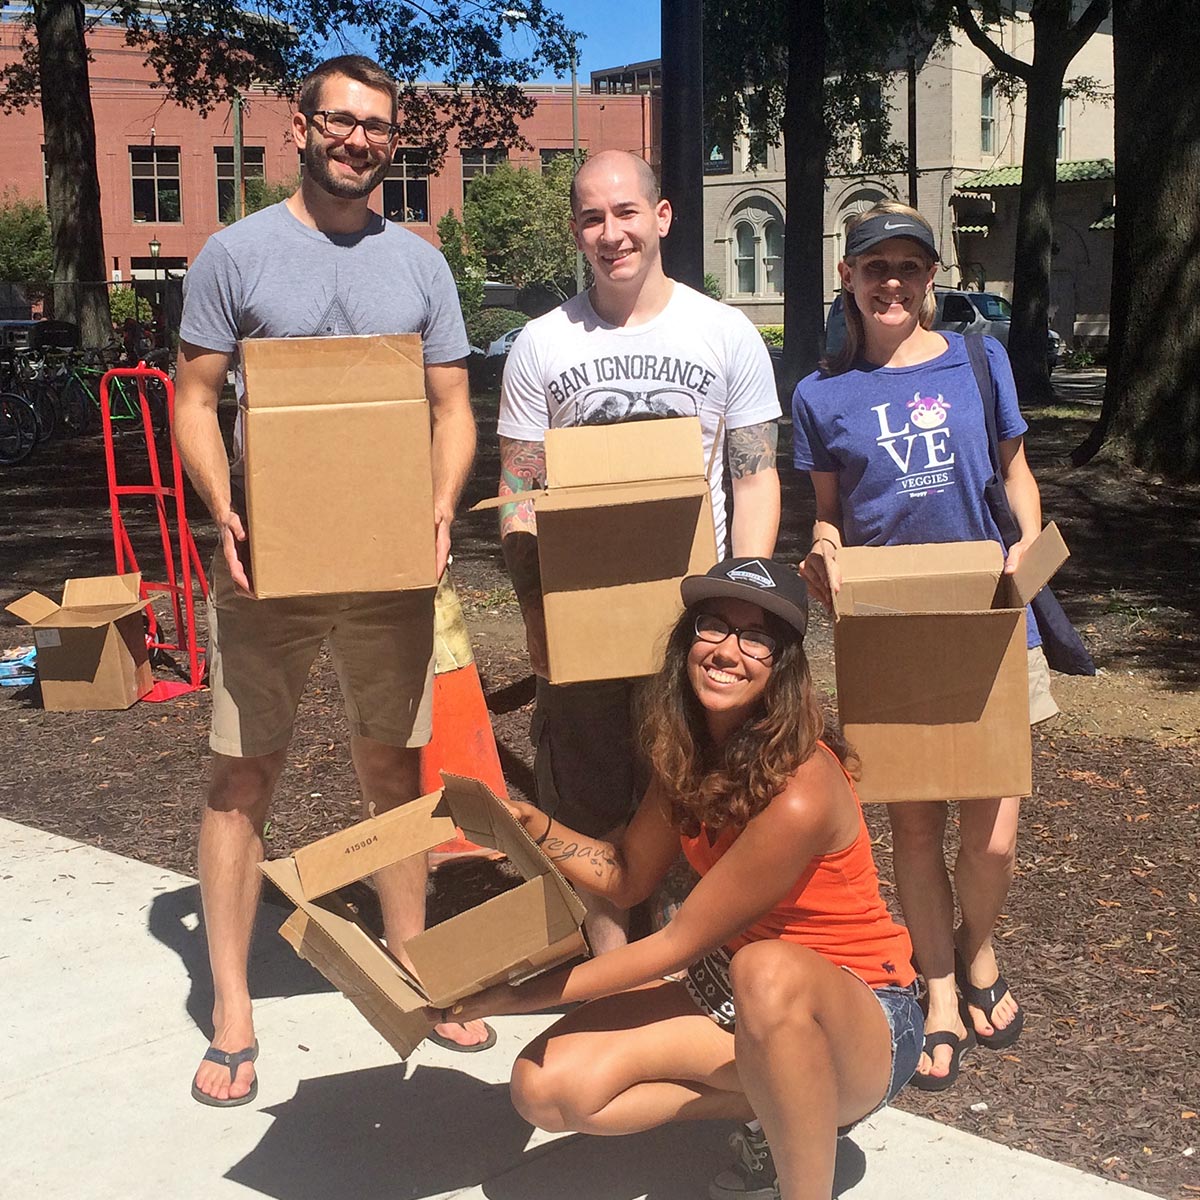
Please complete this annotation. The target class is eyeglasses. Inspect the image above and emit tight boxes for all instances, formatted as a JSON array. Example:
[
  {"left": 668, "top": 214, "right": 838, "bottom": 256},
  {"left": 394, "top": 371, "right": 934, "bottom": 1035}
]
[
  {"left": 306, "top": 109, "right": 398, "bottom": 146},
  {"left": 693, "top": 613, "right": 777, "bottom": 661}
]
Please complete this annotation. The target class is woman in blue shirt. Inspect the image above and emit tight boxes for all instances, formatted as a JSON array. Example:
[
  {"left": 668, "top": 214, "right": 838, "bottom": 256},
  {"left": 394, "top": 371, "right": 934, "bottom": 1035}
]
[{"left": 792, "top": 201, "right": 1055, "bottom": 1091}]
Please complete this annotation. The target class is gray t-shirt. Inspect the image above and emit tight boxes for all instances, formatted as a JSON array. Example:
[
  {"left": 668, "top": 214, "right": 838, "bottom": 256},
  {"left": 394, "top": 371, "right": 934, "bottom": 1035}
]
[{"left": 181, "top": 200, "right": 469, "bottom": 363}]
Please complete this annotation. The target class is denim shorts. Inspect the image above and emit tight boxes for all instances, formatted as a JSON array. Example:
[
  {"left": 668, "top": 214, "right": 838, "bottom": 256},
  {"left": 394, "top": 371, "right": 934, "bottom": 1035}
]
[{"left": 684, "top": 947, "right": 924, "bottom": 1133}]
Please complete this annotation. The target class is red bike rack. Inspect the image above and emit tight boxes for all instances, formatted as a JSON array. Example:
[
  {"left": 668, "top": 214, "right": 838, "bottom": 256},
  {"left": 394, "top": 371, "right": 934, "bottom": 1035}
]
[{"left": 99, "top": 365, "right": 208, "bottom": 701}]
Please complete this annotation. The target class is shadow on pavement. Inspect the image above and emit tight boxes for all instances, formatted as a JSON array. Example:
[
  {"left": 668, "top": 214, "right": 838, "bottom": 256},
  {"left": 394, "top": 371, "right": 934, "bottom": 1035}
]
[{"left": 148, "top": 885, "right": 332, "bottom": 1037}]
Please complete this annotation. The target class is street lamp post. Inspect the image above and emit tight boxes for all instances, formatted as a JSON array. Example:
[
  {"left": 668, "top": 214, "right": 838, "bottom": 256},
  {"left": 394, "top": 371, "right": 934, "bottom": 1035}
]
[
  {"left": 569, "top": 38, "right": 585, "bottom": 296},
  {"left": 148, "top": 237, "right": 161, "bottom": 338}
]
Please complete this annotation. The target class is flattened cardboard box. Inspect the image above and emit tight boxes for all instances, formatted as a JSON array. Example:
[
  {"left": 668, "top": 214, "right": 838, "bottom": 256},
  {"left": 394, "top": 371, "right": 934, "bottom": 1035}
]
[
  {"left": 5, "top": 573, "right": 151, "bottom": 711},
  {"left": 833, "top": 524, "right": 1070, "bottom": 803},
  {"left": 240, "top": 334, "right": 436, "bottom": 599},
  {"left": 261, "top": 774, "right": 589, "bottom": 1058},
  {"left": 474, "top": 417, "right": 718, "bottom": 683}
]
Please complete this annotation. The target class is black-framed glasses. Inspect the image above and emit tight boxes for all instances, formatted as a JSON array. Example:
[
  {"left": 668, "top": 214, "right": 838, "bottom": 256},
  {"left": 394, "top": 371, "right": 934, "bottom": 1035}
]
[
  {"left": 307, "top": 109, "right": 398, "bottom": 145},
  {"left": 693, "top": 613, "right": 777, "bottom": 661}
]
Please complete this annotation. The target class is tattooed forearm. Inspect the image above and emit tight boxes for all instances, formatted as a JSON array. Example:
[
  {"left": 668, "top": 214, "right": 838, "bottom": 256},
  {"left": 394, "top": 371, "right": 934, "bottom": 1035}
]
[
  {"left": 498, "top": 437, "right": 546, "bottom": 538},
  {"left": 727, "top": 420, "right": 779, "bottom": 478},
  {"left": 542, "top": 835, "right": 621, "bottom": 881}
]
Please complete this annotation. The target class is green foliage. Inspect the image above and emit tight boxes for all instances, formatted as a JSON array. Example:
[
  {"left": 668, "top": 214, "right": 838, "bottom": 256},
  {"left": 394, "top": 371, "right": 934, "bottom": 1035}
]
[
  {"left": 757, "top": 325, "right": 785, "bottom": 347},
  {"left": 437, "top": 209, "right": 486, "bottom": 330},
  {"left": 221, "top": 176, "right": 297, "bottom": 224},
  {"left": 1062, "top": 345, "right": 1098, "bottom": 370},
  {"left": 108, "top": 285, "right": 152, "bottom": 325},
  {"left": 464, "top": 156, "right": 581, "bottom": 300},
  {"left": 467, "top": 308, "right": 530, "bottom": 348},
  {"left": 703, "top": 272, "right": 723, "bottom": 300},
  {"left": 0, "top": 192, "right": 52, "bottom": 284}
]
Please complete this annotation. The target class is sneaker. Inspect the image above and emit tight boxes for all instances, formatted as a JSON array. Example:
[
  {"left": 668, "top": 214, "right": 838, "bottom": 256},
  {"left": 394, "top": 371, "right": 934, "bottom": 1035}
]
[{"left": 708, "top": 1124, "right": 779, "bottom": 1200}]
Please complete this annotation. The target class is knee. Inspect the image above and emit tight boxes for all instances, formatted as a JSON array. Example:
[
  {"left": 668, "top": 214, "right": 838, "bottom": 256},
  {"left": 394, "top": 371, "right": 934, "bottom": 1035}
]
[
  {"left": 206, "top": 754, "right": 282, "bottom": 822},
  {"left": 888, "top": 803, "right": 948, "bottom": 856},
  {"left": 729, "top": 941, "right": 820, "bottom": 1042},
  {"left": 352, "top": 739, "right": 419, "bottom": 807},
  {"left": 957, "top": 811, "right": 1017, "bottom": 870},
  {"left": 510, "top": 1051, "right": 576, "bottom": 1134}
]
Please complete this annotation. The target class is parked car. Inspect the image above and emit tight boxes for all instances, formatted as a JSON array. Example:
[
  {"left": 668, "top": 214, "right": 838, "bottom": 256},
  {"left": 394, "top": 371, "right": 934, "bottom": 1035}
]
[
  {"left": 480, "top": 326, "right": 526, "bottom": 389},
  {"left": 824, "top": 290, "right": 1062, "bottom": 371}
]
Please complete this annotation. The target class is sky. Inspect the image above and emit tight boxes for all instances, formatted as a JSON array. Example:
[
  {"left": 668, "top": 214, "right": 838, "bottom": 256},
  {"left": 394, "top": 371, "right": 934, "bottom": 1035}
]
[{"left": 519, "top": 0, "right": 661, "bottom": 81}]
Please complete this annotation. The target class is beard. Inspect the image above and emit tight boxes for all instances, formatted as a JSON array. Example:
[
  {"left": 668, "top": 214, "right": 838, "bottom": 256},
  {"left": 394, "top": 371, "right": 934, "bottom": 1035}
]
[{"left": 305, "top": 132, "right": 392, "bottom": 201}]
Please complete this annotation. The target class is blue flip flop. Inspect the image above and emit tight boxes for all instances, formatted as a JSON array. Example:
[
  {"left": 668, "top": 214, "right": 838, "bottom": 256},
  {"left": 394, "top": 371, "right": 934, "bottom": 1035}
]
[{"left": 191, "top": 1039, "right": 259, "bottom": 1107}]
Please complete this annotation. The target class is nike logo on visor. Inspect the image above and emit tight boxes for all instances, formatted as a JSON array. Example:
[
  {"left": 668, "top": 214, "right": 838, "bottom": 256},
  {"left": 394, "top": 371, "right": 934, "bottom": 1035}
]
[{"left": 883, "top": 221, "right": 914, "bottom": 230}]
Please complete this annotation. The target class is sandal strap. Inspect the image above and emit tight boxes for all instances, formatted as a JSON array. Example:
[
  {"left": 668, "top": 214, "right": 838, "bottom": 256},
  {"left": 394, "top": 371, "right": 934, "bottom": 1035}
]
[
  {"left": 923, "top": 1030, "right": 967, "bottom": 1054},
  {"left": 961, "top": 973, "right": 1011, "bottom": 1014},
  {"left": 201, "top": 1040, "right": 259, "bottom": 1083}
]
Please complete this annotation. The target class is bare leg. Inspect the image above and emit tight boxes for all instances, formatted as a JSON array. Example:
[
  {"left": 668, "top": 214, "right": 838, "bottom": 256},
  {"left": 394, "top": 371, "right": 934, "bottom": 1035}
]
[
  {"left": 729, "top": 941, "right": 894, "bottom": 1200},
  {"left": 350, "top": 734, "right": 489, "bottom": 1048},
  {"left": 954, "top": 796, "right": 1021, "bottom": 1036},
  {"left": 194, "top": 749, "right": 287, "bottom": 1101},
  {"left": 887, "top": 801, "right": 967, "bottom": 1080}
]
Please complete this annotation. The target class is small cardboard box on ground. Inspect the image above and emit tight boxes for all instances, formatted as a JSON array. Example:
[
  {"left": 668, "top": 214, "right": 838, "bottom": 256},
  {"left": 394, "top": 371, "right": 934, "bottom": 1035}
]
[
  {"left": 239, "top": 333, "right": 436, "bottom": 599},
  {"left": 260, "top": 773, "right": 588, "bottom": 1058},
  {"left": 5, "top": 573, "right": 151, "bottom": 711},
  {"left": 833, "top": 524, "right": 1070, "bottom": 803},
  {"left": 474, "top": 416, "right": 718, "bottom": 683}
]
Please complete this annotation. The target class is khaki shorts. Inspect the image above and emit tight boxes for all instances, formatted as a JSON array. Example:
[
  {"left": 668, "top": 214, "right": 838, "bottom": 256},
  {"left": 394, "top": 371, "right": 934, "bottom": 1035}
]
[
  {"left": 1028, "top": 644, "right": 1059, "bottom": 725},
  {"left": 207, "top": 553, "right": 435, "bottom": 758}
]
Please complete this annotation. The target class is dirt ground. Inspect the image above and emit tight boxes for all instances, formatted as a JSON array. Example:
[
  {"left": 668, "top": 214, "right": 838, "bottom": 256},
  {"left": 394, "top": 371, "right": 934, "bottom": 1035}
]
[{"left": 1, "top": 383, "right": 1197, "bottom": 1199}]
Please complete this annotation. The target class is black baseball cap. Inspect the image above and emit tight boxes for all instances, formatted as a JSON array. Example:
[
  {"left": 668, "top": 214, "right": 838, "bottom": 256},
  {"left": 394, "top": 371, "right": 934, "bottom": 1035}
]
[
  {"left": 845, "top": 213, "right": 939, "bottom": 262},
  {"left": 680, "top": 558, "right": 808, "bottom": 639}
]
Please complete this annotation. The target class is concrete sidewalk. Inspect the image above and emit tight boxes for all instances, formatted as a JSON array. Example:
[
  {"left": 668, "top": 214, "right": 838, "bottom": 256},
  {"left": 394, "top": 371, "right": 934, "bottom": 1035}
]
[{"left": 0, "top": 818, "right": 1158, "bottom": 1200}]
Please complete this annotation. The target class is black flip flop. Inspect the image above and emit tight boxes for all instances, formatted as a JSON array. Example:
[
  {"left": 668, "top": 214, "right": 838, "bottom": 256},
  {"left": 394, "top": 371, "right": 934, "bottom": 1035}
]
[
  {"left": 910, "top": 1028, "right": 975, "bottom": 1092},
  {"left": 426, "top": 1021, "right": 497, "bottom": 1054},
  {"left": 191, "top": 1039, "right": 259, "bottom": 1107},
  {"left": 956, "top": 952, "right": 1025, "bottom": 1050}
]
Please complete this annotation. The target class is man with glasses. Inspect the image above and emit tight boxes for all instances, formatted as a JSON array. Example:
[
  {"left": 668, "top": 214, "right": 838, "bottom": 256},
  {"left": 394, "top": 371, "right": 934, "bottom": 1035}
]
[
  {"left": 175, "top": 54, "right": 486, "bottom": 1108},
  {"left": 497, "top": 150, "right": 782, "bottom": 953}
]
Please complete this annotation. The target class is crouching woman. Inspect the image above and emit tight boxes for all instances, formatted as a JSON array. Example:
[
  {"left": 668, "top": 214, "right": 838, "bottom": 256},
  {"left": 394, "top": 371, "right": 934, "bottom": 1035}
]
[{"left": 435, "top": 559, "right": 922, "bottom": 1200}]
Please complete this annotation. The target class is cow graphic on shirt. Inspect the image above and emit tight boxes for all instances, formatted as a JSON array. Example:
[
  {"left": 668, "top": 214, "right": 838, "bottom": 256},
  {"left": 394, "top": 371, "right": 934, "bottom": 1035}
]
[{"left": 907, "top": 393, "right": 951, "bottom": 430}]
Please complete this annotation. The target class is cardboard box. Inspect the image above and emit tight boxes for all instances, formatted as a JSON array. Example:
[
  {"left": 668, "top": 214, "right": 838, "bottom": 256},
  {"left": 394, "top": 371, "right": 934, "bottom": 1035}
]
[
  {"left": 475, "top": 417, "right": 718, "bottom": 683},
  {"left": 240, "top": 334, "right": 436, "bottom": 599},
  {"left": 5, "top": 573, "right": 151, "bottom": 711},
  {"left": 833, "top": 524, "right": 1070, "bottom": 803},
  {"left": 260, "top": 773, "right": 589, "bottom": 1058}
]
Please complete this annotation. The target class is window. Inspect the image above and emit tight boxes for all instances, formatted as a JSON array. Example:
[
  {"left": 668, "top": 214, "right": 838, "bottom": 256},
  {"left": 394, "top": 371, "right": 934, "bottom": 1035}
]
[
  {"left": 975, "top": 293, "right": 1012, "bottom": 320},
  {"left": 215, "top": 147, "right": 265, "bottom": 223},
  {"left": 940, "top": 294, "right": 976, "bottom": 324},
  {"left": 131, "top": 146, "right": 182, "bottom": 223},
  {"left": 540, "top": 148, "right": 574, "bottom": 171},
  {"left": 383, "top": 149, "right": 430, "bottom": 224},
  {"left": 462, "top": 148, "right": 508, "bottom": 187},
  {"left": 981, "top": 79, "right": 996, "bottom": 155},
  {"left": 763, "top": 220, "right": 784, "bottom": 295},
  {"left": 1057, "top": 95, "right": 1067, "bottom": 160},
  {"left": 858, "top": 81, "right": 885, "bottom": 160},
  {"left": 735, "top": 223, "right": 757, "bottom": 295}
]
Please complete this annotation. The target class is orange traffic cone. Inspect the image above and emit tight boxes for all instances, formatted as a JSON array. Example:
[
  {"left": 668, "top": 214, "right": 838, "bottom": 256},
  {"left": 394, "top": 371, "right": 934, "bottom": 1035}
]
[{"left": 422, "top": 570, "right": 509, "bottom": 859}]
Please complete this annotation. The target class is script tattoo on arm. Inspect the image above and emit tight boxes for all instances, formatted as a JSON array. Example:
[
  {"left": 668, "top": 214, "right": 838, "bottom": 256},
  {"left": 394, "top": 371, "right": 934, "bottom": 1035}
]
[
  {"left": 541, "top": 835, "right": 622, "bottom": 883},
  {"left": 727, "top": 420, "right": 779, "bottom": 478}
]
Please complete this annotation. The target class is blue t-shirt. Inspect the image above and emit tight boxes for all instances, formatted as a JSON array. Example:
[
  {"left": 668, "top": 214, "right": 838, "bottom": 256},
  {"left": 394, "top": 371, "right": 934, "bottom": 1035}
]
[{"left": 792, "top": 332, "right": 1039, "bottom": 646}]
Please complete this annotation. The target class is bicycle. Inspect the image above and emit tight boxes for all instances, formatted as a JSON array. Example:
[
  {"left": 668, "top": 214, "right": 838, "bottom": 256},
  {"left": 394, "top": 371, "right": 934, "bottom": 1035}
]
[{"left": 0, "top": 391, "right": 38, "bottom": 465}]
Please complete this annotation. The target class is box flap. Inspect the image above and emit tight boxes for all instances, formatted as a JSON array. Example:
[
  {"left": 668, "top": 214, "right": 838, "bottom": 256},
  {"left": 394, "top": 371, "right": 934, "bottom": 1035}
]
[
  {"left": 545, "top": 418, "right": 705, "bottom": 488},
  {"left": 440, "top": 773, "right": 587, "bottom": 925},
  {"left": 471, "top": 488, "right": 550, "bottom": 514},
  {"left": 241, "top": 334, "right": 426, "bottom": 410},
  {"left": 837, "top": 541, "right": 1002, "bottom": 584},
  {"left": 290, "top": 790, "right": 453, "bottom": 899},
  {"left": 998, "top": 522, "right": 1069, "bottom": 608},
  {"left": 61, "top": 573, "right": 142, "bottom": 608},
  {"left": 536, "top": 477, "right": 708, "bottom": 513},
  {"left": 5, "top": 591, "right": 60, "bottom": 626}
]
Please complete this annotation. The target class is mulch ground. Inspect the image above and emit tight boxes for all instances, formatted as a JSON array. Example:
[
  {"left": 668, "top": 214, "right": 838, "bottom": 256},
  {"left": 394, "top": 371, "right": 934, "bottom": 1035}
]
[{"left": 1, "top": 385, "right": 1197, "bottom": 1198}]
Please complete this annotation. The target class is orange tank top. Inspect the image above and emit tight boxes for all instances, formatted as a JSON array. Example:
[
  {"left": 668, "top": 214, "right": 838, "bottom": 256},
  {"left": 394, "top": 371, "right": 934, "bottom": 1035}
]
[{"left": 679, "top": 743, "right": 916, "bottom": 990}]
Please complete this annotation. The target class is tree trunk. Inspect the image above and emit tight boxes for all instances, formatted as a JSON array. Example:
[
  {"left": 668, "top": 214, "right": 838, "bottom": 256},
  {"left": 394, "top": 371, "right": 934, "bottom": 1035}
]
[
  {"left": 781, "top": 0, "right": 827, "bottom": 392},
  {"left": 35, "top": 0, "right": 110, "bottom": 347},
  {"left": 1007, "top": 53, "right": 1063, "bottom": 406},
  {"left": 1073, "top": 1, "right": 1200, "bottom": 478}
]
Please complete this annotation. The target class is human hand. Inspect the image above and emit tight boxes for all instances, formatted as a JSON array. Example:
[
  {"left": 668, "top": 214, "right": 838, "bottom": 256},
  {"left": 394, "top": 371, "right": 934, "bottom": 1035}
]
[
  {"left": 424, "top": 983, "right": 520, "bottom": 1028},
  {"left": 1003, "top": 537, "right": 1034, "bottom": 575},
  {"left": 219, "top": 510, "right": 253, "bottom": 597},
  {"left": 501, "top": 798, "right": 545, "bottom": 831},
  {"left": 800, "top": 539, "right": 841, "bottom": 612},
  {"left": 434, "top": 509, "right": 453, "bottom": 580}
]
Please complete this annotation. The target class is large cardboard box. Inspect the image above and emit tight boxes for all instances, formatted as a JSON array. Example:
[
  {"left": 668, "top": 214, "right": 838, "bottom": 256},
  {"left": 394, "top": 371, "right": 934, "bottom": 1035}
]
[
  {"left": 833, "top": 524, "right": 1070, "bottom": 803},
  {"left": 260, "top": 773, "right": 589, "bottom": 1058},
  {"left": 240, "top": 334, "right": 436, "bottom": 599},
  {"left": 5, "top": 573, "right": 151, "bottom": 711},
  {"left": 474, "top": 417, "right": 718, "bottom": 683}
]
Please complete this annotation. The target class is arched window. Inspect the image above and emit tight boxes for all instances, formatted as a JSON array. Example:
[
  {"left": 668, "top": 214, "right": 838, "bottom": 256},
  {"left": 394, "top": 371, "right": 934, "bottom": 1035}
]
[
  {"left": 735, "top": 222, "right": 757, "bottom": 295},
  {"left": 764, "top": 220, "right": 784, "bottom": 295}
]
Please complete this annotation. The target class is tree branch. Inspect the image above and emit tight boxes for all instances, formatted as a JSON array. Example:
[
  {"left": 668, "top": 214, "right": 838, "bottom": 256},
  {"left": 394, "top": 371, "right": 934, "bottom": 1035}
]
[
  {"left": 1064, "top": 0, "right": 1112, "bottom": 61},
  {"left": 955, "top": 0, "right": 1030, "bottom": 81}
]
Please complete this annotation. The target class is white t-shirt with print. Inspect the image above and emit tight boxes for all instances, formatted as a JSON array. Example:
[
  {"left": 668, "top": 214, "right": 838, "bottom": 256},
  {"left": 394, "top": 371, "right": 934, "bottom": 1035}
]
[{"left": 498, "top": 282, "right": 780, "bottom": 549}]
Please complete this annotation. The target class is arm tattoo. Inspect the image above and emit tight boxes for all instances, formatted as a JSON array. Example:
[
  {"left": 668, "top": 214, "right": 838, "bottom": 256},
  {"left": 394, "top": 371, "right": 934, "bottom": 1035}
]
[
  {"left": 727, "top": 421, "right": 779, "bottom": 479},
  {"left": 498, "top": 437, "right": 546, "bottom": 538},
  {"left": 542, "top": 835, "right": 621, "bottom": 880}
]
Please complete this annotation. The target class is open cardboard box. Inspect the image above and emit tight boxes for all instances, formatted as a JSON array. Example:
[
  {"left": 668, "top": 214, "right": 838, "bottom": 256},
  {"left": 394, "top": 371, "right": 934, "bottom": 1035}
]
[
  {"left": 5, "top": 573, "right": 151, "bottom": 711},
  {"left": 261, "top": 773, "right": 588, "bottom": 1058},
  {"left": 474, "top": 417, "right": 718, "bottom": 683},
  {"left": 239, "top": 334, "right": 436, "bottom": 599},
  {"left": 833, "top": 524, "right": 1070, "bottom": 803}
]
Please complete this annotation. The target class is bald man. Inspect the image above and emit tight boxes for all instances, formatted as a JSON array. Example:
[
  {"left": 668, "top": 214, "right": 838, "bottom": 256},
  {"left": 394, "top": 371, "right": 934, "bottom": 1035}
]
[{"left": 496, "top": 151, "right": 781, "bottom": 950}]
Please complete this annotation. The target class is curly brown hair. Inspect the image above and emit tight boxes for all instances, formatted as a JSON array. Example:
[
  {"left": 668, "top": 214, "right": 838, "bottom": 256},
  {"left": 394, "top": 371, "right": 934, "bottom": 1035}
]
[{"left": 636, "top": 604, "right": 858, "bottom": 837}]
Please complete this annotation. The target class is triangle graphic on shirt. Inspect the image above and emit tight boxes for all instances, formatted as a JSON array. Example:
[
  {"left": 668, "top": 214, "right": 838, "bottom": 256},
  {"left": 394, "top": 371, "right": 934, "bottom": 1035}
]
[{"left": 314, "top": 293, "right": 356, "bottom": 336}]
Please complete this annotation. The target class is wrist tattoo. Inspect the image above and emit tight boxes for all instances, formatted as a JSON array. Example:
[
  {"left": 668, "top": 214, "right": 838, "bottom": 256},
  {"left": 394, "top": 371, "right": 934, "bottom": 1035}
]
[{"left": 541, "top": 835, "right": 619, "bottom": 879}]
